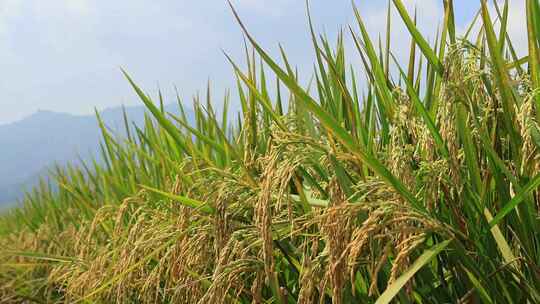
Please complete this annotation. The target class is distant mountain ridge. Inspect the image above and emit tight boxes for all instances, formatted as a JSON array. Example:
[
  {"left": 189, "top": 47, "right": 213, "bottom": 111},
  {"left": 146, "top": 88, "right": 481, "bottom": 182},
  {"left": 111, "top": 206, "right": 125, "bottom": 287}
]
[{"left": 0, "top": 104, "right": 191, "bottom": 206}]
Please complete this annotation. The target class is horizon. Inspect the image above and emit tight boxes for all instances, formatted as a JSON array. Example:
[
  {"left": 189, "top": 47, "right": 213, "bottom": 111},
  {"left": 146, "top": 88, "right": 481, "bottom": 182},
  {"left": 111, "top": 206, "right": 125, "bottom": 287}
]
[{"left": 0, "top": 102, "right": 171, "bottom": 127}]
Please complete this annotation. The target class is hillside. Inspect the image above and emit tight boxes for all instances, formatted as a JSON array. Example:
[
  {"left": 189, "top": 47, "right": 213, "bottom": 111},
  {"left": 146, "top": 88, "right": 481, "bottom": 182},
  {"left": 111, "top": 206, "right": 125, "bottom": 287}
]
[{"left": 0, "top": 104, "right": 189, "bottom": 205}]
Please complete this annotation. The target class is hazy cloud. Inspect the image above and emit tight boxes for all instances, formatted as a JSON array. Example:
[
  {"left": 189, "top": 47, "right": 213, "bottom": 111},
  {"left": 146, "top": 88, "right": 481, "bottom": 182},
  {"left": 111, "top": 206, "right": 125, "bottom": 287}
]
[{"left": 0, "top": 0, "right": 531, "bottom": 124}]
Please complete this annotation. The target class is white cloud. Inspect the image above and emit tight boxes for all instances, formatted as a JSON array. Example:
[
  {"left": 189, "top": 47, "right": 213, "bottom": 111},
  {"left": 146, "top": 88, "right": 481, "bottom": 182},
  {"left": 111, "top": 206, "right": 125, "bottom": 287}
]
[
  {"left": 231, "top": 0, "right": 295, "bottom": 17},
  {"left": 0, "top": 0, "right": 22, "bottom": 61},
  {"left": 65, "top": 0, "right": 91, "bottom": 15},
  {"left": 500, "top": 0, "right": 527, "bottom": 56},
  {"left": 364, "top": 0, "right": 443, "bottom": 51},
  {"left": 0, "top": 0, "right": 21, "bottom": 35},
  {"left": 457, "top": 0, "right": 527, "bottom": 56},
  {"left": 0, "top": 0, "right": 532, "bottom": 124},
  {"left": 343, "top": 0, "right": 443, "bottom": 83}
]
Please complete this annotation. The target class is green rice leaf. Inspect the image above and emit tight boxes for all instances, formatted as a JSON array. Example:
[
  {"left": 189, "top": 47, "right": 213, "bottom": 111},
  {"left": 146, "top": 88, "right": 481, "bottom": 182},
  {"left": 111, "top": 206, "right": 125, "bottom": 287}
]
[
  {"left": 375, "top": 240, "right": 452, "bottom": 304},
  {"left": 140, "top": 185, "right": 215, "bottom": 214},
  {"left": 490, "top": 173, "right": 540, "bottom": 226}
]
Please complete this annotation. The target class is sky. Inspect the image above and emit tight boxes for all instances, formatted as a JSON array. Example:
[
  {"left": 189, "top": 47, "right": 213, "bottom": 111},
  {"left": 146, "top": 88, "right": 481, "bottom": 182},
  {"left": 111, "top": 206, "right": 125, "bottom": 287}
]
[{"left": 0, "top": 0, "right": 528, "bottom": 124}]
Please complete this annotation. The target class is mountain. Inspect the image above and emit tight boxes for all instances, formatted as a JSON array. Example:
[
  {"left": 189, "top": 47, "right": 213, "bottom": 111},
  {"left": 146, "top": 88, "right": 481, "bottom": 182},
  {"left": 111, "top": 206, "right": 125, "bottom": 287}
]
[{"left": 0, "top": 104, "right": 189, "bottom": 206}]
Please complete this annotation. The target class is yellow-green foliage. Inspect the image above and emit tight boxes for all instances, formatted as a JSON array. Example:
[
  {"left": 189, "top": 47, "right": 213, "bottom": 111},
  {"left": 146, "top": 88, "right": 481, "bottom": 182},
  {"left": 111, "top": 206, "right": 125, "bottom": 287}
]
[{"left": 1, "top": 1, "right": 540, "bottom": 303}]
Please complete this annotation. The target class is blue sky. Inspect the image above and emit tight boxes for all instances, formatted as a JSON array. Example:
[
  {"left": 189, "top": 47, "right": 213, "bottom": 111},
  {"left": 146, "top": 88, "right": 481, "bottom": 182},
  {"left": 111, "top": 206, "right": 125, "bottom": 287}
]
[{"left": 0, "top": 0, "right": 527, "bottom": 124}]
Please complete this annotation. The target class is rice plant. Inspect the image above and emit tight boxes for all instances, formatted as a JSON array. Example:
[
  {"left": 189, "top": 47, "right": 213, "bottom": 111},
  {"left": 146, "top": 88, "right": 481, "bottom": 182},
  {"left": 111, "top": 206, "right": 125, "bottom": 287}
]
[{"left": 1, "top": 0, "right": 540, "bottom": 303}]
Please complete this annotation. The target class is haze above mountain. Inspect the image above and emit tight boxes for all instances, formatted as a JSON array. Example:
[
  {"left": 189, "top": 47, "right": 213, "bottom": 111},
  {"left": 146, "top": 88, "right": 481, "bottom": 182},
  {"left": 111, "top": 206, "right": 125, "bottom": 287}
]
[{"left": 0, "top": 104, "right": 189, "bottom": 206}]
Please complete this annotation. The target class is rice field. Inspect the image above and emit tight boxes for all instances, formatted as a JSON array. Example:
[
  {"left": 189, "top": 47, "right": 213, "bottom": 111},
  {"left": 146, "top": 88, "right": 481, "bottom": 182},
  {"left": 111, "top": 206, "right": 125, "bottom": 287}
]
[{"left": 1, "top": 0, "right": 540, "bottom": 303}]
